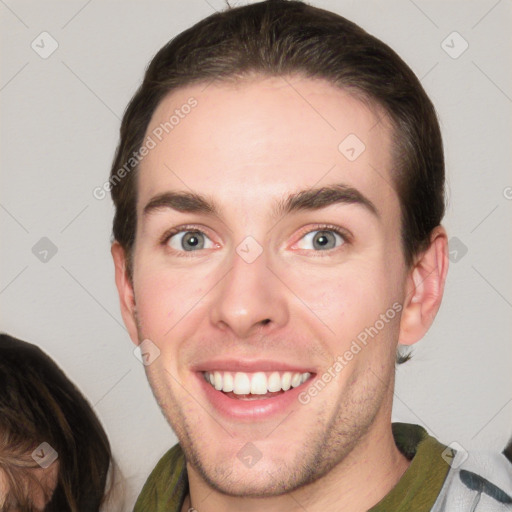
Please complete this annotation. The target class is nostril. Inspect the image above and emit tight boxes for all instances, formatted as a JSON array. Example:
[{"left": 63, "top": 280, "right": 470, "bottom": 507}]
[{"left": 261, "top": 319, "right": 271, "bottom": 326}]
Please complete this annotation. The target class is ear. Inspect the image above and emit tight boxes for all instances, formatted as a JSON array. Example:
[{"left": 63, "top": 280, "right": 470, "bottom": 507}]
[
  {"left": 399, "top": 226, "right": 449, "bottom": 345},
  {"left": 111, "top": 242, "right": 139, "bottom": 346}
]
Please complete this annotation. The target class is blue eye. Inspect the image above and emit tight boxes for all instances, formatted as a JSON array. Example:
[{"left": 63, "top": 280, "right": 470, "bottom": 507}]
[
  {"left": 296, "top": 229, "right": 345, "bottom": 251},
  {"left": 167, "top": 231, "right": 215, "bottom": 252}
]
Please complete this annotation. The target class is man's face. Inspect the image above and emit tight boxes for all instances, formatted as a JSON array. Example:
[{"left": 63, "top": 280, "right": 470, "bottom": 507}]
[{"left": 128, "top": 76, "right": 410, "bottom": 495}]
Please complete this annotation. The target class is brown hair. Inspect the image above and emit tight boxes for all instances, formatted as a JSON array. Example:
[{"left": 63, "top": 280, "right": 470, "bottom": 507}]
[
  {"left": 110, "top": 0, "right": 445, "bottom": 274},
  {"left": 0, "top": 333, "right": 120, "bottom": 511}
]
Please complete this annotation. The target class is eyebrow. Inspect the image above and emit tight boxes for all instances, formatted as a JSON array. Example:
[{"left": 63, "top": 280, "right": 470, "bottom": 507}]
[{"left": 143, "top": 183, "right": 379, "bottom": 220}]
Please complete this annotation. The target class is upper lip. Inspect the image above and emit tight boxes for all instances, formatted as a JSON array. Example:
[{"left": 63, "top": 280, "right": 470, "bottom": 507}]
[{"left": 191, "top": 359, "right": 315, "bottom": 373}]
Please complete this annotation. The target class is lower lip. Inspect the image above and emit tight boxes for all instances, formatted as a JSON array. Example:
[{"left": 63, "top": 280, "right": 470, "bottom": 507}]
[{"left": 197, "top": 373, "right": 312, "bottom": 421}]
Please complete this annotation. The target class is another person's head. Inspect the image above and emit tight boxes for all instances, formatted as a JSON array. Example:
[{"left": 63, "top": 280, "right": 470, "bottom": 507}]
[
  {"left": 0, "top": 333, "right": 122, "bottom": 511},
  {"left": 111, "top": 0, "right": 448, "bottom": 497}
]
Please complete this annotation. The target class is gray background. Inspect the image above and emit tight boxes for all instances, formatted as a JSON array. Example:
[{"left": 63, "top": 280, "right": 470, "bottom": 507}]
[{"left": 1, "top": 0, "right": 511, "bottom": 509}]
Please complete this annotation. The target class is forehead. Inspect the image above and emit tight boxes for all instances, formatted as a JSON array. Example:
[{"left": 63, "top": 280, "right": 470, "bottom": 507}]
[{"left": 138, "top": 76, "right": 398, "bottom": 221}]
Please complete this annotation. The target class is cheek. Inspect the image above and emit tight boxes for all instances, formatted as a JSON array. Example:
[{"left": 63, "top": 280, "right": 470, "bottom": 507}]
[
  {"left": 288, "top": 261, "right": 390, "bottom": 327},
  {"left": 133, "top": 260, "right": 212, "bottom": 338},
  {"left": 283, "top": 259, "right": 401, "bottom": 372},
  {"left": 135, "top": 274, "right": 174, "bottom": 332}
]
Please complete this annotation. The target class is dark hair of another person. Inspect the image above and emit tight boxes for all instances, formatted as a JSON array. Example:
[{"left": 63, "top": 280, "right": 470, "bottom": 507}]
[
  {"left": 0, "top": 333, "right": 113, "bottom": 511},
  {"left": 109, "top": 0, "right": 445, "bottom": 276},
  {"left": 504, "top": 438, "right": 512, "bottom": 464}
]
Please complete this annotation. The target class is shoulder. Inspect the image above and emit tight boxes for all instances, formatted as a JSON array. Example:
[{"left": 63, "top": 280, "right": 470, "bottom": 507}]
[
  {"left": 431, "top": 449, "right": 512, "bottom": 511},
  {"left": 133, "top": 444, "right": 188, "bottom": 512}
]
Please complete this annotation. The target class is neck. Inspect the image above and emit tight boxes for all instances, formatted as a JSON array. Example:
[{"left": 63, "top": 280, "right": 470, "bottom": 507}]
[{"left": 183, "top": 419, "right": 410, "bottom": 512}]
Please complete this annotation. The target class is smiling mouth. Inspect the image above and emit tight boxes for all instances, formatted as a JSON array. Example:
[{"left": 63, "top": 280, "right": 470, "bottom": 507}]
[{"left": 203, "top": 370, "right": 313, "bottom": 400}]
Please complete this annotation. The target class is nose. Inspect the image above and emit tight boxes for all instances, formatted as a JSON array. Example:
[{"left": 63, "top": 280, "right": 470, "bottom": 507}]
[{"left": 209, "top": 243, "right": 289, "bottom": 339}]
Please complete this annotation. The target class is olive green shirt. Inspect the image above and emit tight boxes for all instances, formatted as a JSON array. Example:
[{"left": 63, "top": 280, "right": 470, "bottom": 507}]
[{"left": 134, "top": 423, "right": 451, "bottom": 512}]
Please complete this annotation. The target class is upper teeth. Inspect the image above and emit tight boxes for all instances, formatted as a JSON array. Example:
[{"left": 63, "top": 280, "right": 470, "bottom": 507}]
[{"left": 204, "top": 371, "right": 311, "bottom": 395}]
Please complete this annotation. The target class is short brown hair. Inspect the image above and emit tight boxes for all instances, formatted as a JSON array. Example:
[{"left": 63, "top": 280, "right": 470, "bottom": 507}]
[{"left": 110, "top": 0, "right": 445, "bottom": 272}]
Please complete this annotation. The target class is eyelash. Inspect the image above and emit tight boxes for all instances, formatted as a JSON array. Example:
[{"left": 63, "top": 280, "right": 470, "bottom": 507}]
[
  {"left": 294, "top": 223, "right": 351, "bottom": 255},
  {"left": 159, "top": 224, "right": 215, "bottom": 258},
  {"left": 160, "top": 223, "right": 352, "bottom": 257}
]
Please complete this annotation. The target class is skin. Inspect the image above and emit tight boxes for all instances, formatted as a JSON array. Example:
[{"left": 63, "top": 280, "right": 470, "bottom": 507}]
[
  {"left": 0, "top": 460, "right": 59, "bottom": 511},
  {"left": 113, "top": 75, "right": 448, "bottom": 512},
  {"left": 0, "top": 470, "right": 6, "bottom": 509},
  {"left": 29, "top": 463, "right": 59, "bottom": 510}
]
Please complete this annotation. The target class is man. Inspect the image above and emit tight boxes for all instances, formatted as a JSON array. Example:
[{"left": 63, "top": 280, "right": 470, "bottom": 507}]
[{"left": 110, "top": 1, "right": 512, "bottom": 510}]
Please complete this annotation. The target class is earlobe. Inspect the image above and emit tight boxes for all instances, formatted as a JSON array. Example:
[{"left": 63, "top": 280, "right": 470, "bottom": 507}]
[
  {"left": 399, "top": 226, "right": 449, "bottom": 346},
  {"left": 111, "top": 242, "right": 139, "bottom": 346}
]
